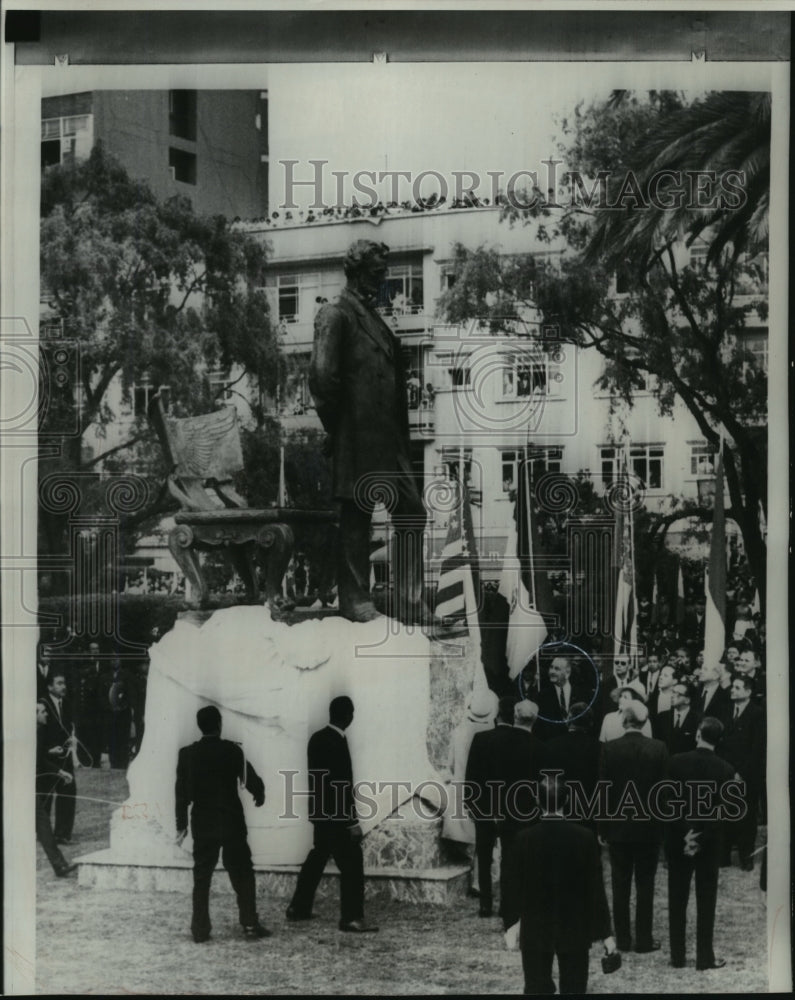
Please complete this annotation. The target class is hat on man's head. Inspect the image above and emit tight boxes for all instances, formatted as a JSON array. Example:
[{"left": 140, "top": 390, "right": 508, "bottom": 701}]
[{"left": 467, "top": 689, "right": 498, "bottom": 722}]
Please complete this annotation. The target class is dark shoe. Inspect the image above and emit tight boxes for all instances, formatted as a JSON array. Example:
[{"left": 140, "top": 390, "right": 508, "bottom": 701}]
[
  {"left": 478, "top": 906, "right": 493, "bottom": 918},
  {"left": 467, "top": 887, "right": 481, "bottom": 899},
  {"left": 671, "top": 959, "right": 686, "bottom": 969},
  {"left": 192, "top": 932, "right": 211, "bottom": 943},
  {"left": 285, "top": 906, "right": 315, "bottom": 922},
  {"left": 243, "top": 923, "right": 272, "bottom": 940},
  {"left": 635, "top": 940, "right": 661, "bottom": 954},
  {"left": 616, "top": 940, "right": 632, "bottom": 953},
  {"left": 55, "top": 837, "right": 73, "bottom": 846},
  {"left": 55, "top": 863, "right": 78, "bottom": 878},
  {"left": 696, "top": 958, "right": 726, "bottom": 971},
  {"left": 339, "top": 919, "right": 378, "bottom": 933},
  {"left": 740, "top": 858, "right": 755, "bottom": 871}
]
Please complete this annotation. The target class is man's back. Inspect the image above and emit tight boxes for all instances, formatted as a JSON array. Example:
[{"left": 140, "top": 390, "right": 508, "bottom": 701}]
[
  {"left": 600, "top": 731, "right": 668, "bottom": 842},
  {"left": 308, "top": 725, "right": 355, "bottom": 824},
  {"left": 176, "top": 735, "right": 263, "bottom": 837},
  {"left": 515, "top": 818, "right": 610, "bottom": 948},
  {"left": 543, "top": 729, "right": 600, "bottom": 796},
  {"left": 666, "top": 747, "right": 736, "bottom": 851}
]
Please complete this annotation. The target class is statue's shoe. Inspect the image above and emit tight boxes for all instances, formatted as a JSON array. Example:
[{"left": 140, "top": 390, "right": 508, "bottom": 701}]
[{"left": 340, "top": 602, "right": 384, "bottom": 623}]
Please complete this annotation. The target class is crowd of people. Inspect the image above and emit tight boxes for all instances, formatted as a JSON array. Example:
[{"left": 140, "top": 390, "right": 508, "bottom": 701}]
[
  {"left": 35, "top": 640, "right": 149, "bottom": 877},
  {"left": 230, "top": 191, "right": 502, "bottom": 232},
  {"left": 443, "top": 622, "right": 766, "bottom": 991}
]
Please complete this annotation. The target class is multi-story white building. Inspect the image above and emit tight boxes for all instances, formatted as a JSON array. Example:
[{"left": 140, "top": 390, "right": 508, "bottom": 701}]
[{"left": 249, "top": 204, "right": 766, "bottom": 580}]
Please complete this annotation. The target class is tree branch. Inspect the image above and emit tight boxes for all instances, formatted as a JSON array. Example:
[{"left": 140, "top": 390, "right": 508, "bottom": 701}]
[{"left": 80, "top": 431, "right": 153, "bottom": 469}]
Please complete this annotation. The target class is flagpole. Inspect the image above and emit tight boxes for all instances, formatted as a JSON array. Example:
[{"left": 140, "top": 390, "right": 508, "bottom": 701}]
[
  {"left": 624, "top": 440, "right": 639, "bottom": 672},
  {"left": 522, "top": 445, "right": 537, "bottom": 609}
]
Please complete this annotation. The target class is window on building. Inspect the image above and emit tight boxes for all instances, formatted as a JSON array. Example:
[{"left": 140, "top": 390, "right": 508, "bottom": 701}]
[
  {"left": 502, "top": 358, "right": 547, "bottom": 398},
  {"left": 41, "top": 114, "right": 93, "bottom": 168},
  {"left": 169, "top": 90, "right": 197, "bottom": 142},
  {"left": 169, "top": 147, "right": 197, "bottom": 185},
  {"left": 378, "top": 263, "right": 424, "bottom": 315},
  {"left": 209, "top": 370, "right": 233, "bottom": 403},
  {"left": 441, "top": 447, "right": 474, "bottom": 487},
  {"left": 450, "top": 366, "right": 471, "bottom": 388},
  {"left": 689, "top": 442, "right": 716, "bottom": 477},
  {"left": 740, "top": 331, "right": 768, "bottom": 373},
  {"left": 600, "top": 444, "right": 664, "bottom": 490},
  {"left": 501, "top": 447, "right": 563, "bottom": 492},
  {"left": 630, "top": 445, "right": 664, "bottom": 489},
  {"left": 277, "top": 275, "right": 300, "bottom": 324},
  {"left": 133, "top": 382, "right": 169, "bottom": 416}
]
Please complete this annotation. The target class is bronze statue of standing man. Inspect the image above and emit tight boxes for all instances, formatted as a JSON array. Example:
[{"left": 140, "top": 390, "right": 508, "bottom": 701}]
[{"left": 310, "top": 239, "right": 436, "bottom": 626}]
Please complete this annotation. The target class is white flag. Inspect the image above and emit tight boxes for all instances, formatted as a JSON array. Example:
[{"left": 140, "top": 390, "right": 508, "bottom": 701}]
[{"left": 499, "top": 514, "right": 547, "bottom": 680}]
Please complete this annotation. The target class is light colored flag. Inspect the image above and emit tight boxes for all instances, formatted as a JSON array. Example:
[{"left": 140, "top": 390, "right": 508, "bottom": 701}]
[
  {"left": 675, "top": 560, "right": 685, "bottom": 627},
  {"left": 703, "top": 450, "right": 727, "bottom": 668},
  {"left": 613, "top": 452, "right": 637, "bottom": 662},
  {"left": 498, "top": 507, "right": 547, "bottom": 680}
]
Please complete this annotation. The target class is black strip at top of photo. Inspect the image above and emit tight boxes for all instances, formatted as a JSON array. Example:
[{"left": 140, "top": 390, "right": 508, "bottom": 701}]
[{"left": 8, "top": 9, "right": 791, "bottom": 65}]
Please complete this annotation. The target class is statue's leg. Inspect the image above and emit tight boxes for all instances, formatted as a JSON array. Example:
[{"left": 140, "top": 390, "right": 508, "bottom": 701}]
[
  {"left": 229, "top": 542, "right": 260, "bottom": 605},
  {"left": 390, "top": 471, "right": 429, "bottom": 624},
  {"left": 256, "top": 524, "right": 295, "bottom": 617},
  {"left": 168, "top": 525, "right": 209, "bottom": 608}
]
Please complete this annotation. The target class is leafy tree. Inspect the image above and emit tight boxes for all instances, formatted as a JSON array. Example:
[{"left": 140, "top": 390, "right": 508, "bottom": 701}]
[
  {"left": 39, "top": 144, "right": 282, "bottom": 562},
  {"left": 439, "top": 91, "right": 769, "bottom": 606}
]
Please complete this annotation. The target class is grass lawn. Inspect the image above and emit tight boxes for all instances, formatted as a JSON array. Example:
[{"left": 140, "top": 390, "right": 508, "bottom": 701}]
[{"left": 36, "top": 768, "right": 768, "bottom": 994}]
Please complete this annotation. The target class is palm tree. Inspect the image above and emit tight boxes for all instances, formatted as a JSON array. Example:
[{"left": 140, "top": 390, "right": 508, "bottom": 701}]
[{"left": 586, "top": 91, "right": 770, "bottom": 269}]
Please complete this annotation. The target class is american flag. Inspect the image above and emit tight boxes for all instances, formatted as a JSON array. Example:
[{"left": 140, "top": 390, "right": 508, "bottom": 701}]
[{"left": 434, "top": 481, "right": 479, "bottom": 638}]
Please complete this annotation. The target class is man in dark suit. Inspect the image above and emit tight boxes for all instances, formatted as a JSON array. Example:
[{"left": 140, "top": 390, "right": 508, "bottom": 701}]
[
  {"left": 698, "top": 659, "right": 731, "bottom": 724},
  {"left": 515, "top": 776, "right": 616, "bottom": 995},
  {"left": 36, "top": 701, "right": 77, "bottom": 877},
  {"left": 596, "top": 654, "right": 631, "bottom": 725},
  {"left": 654, "top": 680, "right": 701, "bottom": 755},
  {"left": 638, "top": 652, "right": 662, "bottom": 703},
  {"left": 718, "top": 674, "right": 765, "bottom": 870},
  {"left": 175, "top": 705, "right": 269, "bottom": 942},
  {"left": 648, "top": 662, "right": 677, "bottom": 720},
  {"left": 41, "top": 669, "right": 77, "bottom": 845},
  {"left": 287, "top": 696, "right": 377, "bottom": 933},
  {"left": 465, "top": 695, "right": 516, "bottom": 918},
  {"left": 665, "top": 717, "right": 739, "bottom": 970},
  {"left": 498, "top": 699, "right": 545, "bottom": 931},
  {"left": 542, "top": 703, "right": 600, "bottom": 830},
  {"left": 599, "top": 701, "right": 668, "bottom": 953},
  {"left": 36, "top": 643, "right": 54, "bottom": 698},
  {"left": 535, "top": 655, "right": 593, "bottom": 742},
  {"left": 309, "top": 240, "right": 433, "bottom": 626},
  {"left": 76, "top": 641, "right": 111, "bottom": 767}
]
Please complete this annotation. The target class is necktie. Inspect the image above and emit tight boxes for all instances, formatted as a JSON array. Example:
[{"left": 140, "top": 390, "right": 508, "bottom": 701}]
[
  {"left": 674, "top": 711, "right": 681, "bottom": 729},
  {"left": 733, "top": 706, "right": 739, "bottom": 720},
  {"left": 558, "top": 687, "right": 565, "bottom": 711},
  {"left": 53, "top": 697, "right": 62, "bottom": 722}
]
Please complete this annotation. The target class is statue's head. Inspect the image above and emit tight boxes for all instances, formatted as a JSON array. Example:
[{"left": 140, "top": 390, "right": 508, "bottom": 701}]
[{"left": 343, "top": 240, "right": 389, "bottom": 299}]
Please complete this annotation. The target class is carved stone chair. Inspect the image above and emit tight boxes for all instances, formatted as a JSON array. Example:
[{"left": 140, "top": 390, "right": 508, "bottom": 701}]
[{"left": 148, "top": 392, "right": 335, "bottom": 612}]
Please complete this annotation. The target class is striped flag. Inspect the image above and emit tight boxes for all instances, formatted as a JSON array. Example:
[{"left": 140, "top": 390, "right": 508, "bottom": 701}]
[
  {"left": 434, "top": 481, "right": 479, "bottom": 638},
  {"left": 613, "top": 452, "right": 637, "bottom": 661},
  {"left": 704, "top": 449, "right": 727, "bottom": 667},
  {"left": 498, "top": 479, "right": 547, "bottom": 680}
]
